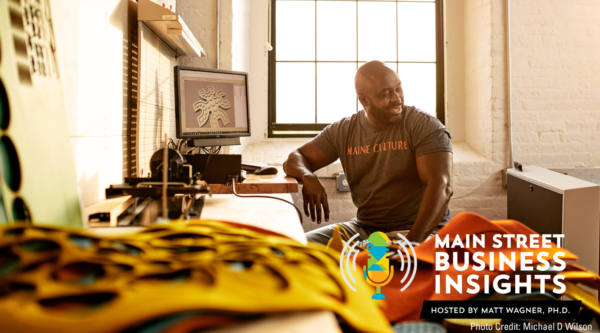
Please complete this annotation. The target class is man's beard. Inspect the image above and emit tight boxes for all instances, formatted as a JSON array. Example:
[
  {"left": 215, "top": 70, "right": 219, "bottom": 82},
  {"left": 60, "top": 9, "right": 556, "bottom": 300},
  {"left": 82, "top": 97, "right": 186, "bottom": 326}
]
[{"left": 369, "top": 102, "right": 403, "bottom": 125}]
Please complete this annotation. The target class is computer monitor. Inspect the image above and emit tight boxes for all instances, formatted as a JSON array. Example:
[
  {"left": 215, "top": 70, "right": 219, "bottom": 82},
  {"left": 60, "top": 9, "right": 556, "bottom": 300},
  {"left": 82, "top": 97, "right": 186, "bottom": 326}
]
[{"left": 174, "top": 66, "right": 250, "bottom": 147}]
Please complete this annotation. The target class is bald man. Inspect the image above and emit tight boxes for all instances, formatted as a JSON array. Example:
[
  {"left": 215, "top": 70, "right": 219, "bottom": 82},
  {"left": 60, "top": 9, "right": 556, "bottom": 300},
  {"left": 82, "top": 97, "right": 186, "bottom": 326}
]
[{"left": 283, "top": 61, "right": 453, "bottom": 244}]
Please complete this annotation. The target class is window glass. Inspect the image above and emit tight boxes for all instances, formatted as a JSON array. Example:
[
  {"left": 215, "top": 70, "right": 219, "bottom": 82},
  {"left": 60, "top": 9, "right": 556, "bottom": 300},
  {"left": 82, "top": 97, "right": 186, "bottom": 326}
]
[
  {"left": 276, "top": 63, "right": 316, "bottom": 123},
  {"left": 316, "top": 1, "right": 356, "bottom": 61},
  {"left": 358, "top": 2, "right": 396, "bottom": 62},
  {"left": 398, "top": 63, "right": 436, "bottom": 116},
  {"left": 317, "top": 62, "right": 358, "bottom": 123},
  {"left": 398, "top": 2, "right": 436, "bottom": 62},
  {"left": 271, "top": 0, "right": 440, "bottom": 135},
  {"left": 276, "top": 1, "right": 315, "bottom": 61}
]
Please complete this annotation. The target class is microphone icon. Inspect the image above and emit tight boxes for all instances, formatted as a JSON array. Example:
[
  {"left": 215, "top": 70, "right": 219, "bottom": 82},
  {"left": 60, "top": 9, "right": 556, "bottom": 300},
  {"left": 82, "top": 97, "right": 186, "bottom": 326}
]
[{"left": 363, "top": 232, "right": 394, "bottom": 300}]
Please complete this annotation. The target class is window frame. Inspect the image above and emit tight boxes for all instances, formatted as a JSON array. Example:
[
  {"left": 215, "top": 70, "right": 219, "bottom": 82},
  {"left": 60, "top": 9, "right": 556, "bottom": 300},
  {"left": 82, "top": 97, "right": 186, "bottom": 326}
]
[{"left": 268, "top": 0, "right": 445, "bottom": 138}]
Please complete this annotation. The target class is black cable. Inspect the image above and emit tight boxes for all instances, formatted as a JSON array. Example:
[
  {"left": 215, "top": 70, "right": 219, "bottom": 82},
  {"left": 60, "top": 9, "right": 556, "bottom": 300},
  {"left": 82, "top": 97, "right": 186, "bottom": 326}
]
[
  {"left": 200, "top": 146, "right": 222, "bottom": 155},
  {"left": 176, "top": 138, "right": 186, "bottom": 152},
  {"left": 203, "top": 154, "right": 212, "bottom": 174},
  {"left": 232, "top": 178, "right": 303, "bottom": 225}
]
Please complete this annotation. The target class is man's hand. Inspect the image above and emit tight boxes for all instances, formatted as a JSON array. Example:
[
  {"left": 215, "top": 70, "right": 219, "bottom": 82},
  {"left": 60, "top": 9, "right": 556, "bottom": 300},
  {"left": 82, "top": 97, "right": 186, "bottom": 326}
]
[
  {"left": 301, "top": 174, "right": 329, "bottom": 224},
  {"left": 283, "top": 141, "right": 337, "bottom": 224}
]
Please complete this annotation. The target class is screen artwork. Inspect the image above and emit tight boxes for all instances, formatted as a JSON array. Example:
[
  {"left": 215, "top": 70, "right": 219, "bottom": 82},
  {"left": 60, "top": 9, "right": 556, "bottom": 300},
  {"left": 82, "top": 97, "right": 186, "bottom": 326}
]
[
  {"left": 194, "top": 86, "right": 231, "bottom": 128},
  {"left": 184, "top": 80, "right": 236, "bottom": 129}
]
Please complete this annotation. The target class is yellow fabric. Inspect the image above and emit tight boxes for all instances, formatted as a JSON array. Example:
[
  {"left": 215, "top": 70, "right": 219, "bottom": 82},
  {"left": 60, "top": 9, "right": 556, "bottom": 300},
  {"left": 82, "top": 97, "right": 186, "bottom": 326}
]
[
  {"left": 326, "top": 225, "right": 350, "bottom": 254},
  {"left": 555, "top": 264, "right": 600, "bottom": 314},
  {"left": 0, "top": 222, "right": 392, "bottom": 333}
]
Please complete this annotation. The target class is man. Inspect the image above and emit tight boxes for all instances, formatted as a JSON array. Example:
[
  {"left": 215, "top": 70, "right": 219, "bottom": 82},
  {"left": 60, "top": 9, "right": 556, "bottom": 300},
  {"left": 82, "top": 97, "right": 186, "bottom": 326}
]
[{"left": 283, "top": 61, "right": 453, "bottom": 244}]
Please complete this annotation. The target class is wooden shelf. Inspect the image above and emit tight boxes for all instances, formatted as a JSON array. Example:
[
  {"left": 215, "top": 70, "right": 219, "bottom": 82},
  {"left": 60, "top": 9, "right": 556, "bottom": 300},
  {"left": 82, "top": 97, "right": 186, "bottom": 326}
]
[
  {"left": 84, "top": 196, "right": 135, "bottom": 227},
  {"left": 138, "top": 0, "right": 205, "bottom": 57},
  {"left": 210, "top": 174, "right": 299, "bottom": 194}
]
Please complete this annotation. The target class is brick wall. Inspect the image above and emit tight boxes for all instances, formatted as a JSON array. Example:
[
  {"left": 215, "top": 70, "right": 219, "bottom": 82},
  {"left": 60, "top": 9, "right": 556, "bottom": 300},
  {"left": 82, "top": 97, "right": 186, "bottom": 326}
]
[
  {"left": 177, "top": 0, "right": 217, "bottom": 69},
  {"left": 511, "top": 0, "right": 600, "bottom": 168}
]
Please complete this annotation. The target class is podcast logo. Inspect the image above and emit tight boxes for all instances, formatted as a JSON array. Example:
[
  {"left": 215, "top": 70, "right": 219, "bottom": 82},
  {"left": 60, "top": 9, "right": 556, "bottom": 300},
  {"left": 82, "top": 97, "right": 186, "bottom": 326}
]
[
  {"left": 340, "top": 231, "right": 417, "bottom": 299},
  {"left": 364, "top": 232, "right": 395, "bottom": 299}
]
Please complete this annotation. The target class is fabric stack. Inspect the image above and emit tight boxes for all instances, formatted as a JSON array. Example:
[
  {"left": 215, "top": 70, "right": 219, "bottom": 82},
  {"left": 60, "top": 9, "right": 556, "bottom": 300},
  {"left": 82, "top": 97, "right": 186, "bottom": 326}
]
[
  {"left": 0, "top": 221, "right": 391, "bottom": 333},
  {"left": 331, "top": 212, "right": 600, "bottom": 330}
]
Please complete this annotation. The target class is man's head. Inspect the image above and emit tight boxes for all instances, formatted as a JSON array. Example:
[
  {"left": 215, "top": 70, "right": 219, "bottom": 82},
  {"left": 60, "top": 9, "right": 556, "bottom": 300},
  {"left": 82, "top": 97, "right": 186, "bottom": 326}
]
[{"left": 355, "top": 61, "right": 404, "bottom": 126}]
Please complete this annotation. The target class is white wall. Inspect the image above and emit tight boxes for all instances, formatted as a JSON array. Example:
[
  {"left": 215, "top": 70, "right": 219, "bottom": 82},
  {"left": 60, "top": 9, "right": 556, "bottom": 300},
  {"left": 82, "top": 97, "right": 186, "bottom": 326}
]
[
  {"left": 177, "top": 0, "right": 217, "bottom": 70},
  {"left": 440, "top": 0, "right": 600, "bottom": 221},
  {"left": 444, "top": 0, "right": 466, "bottom": 142},
  {"left": 449, "top": 0, "right": 600, "bottom": 220},
  {"left": 246, "top": 0, "right": 270, "bottom": 146},
  {"left": 51, "top": 0, "right": 128, "bottom": 208},
  {"left": 231, "top": 0, "right": 250, "bottom": 73},
  {"left": 448, "top": 0, "right": 510, "bottom": 220},
  {"left": 511, "top": 0, "right": 600, "bottom": 167},
  {"left": 464, "top": 0, "right": 494, "bottom": 160}
]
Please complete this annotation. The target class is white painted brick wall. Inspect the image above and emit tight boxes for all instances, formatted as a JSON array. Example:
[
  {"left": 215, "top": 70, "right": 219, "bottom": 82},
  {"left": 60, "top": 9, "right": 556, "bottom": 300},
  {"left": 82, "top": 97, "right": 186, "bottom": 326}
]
[
  {"left": 446, "top": 0, "right": 509, "bottom": 223},
  {"left": 177, "top": 0, "right": 218, "bottom": 69},
  {"left": 511, "top": 0, "right": 600, "bottom": 168}
]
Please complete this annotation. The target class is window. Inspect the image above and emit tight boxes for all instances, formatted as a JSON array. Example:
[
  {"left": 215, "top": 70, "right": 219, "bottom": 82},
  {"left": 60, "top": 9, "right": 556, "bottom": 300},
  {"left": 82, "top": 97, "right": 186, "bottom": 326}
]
[{"left": 268, "top": 0, "right": 444, "bottom": 137}]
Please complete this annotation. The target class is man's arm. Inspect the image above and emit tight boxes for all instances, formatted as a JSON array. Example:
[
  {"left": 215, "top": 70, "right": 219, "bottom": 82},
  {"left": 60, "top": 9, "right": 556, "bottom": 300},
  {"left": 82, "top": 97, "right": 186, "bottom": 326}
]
[
  {"left": 283, "top": 141, "right": 337, "bottom": 224},
  {"left": 406, "top": 152, "right": 453, "bottom": 242}
]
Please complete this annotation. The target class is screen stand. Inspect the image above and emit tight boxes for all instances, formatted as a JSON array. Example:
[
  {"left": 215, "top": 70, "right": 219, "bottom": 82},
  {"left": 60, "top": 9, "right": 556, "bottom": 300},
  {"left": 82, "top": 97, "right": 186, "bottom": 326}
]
[{"left": 189, "top": 137, "right": 241, "bottom": 147}]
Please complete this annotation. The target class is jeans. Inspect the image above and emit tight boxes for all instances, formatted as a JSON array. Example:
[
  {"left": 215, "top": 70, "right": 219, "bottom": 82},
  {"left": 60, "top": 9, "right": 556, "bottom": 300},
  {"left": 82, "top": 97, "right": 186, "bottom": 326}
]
[{"left": 305, "top": 219, "right": 415, "bottom": 245}]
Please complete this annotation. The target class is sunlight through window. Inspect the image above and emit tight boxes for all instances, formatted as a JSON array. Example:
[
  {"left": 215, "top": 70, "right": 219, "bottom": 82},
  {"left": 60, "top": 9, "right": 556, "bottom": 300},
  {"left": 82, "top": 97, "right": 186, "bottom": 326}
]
[{"left": 273, "top": 0, "right": 440, "bottom": 135}]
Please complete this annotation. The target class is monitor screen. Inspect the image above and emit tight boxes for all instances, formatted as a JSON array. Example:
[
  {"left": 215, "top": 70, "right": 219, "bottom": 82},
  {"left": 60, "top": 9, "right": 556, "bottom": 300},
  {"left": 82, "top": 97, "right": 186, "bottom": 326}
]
[{"left": 175, "top": 66, "right": 250, "bottom": 139}]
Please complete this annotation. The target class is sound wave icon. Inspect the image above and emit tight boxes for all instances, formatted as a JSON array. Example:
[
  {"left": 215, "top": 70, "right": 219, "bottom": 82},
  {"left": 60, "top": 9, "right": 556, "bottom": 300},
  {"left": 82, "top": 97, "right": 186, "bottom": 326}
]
[{"left": 340, "top": 233, "right": 418, "bottom": 292}]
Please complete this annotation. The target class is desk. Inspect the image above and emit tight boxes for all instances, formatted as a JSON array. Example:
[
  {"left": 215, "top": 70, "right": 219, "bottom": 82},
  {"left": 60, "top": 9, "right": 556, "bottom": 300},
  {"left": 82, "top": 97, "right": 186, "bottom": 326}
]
[
  {"left": 88, "top": 192, "right": 306, "bottom": 244},
  {"left": 88, "top": 174, "right": 304, "bottom": 242},
  {"left": 200, "top": 193, "right": 306, "bottom": 244},
  {"left": 210, "top": 173, "right": 298, "bottom": 194}
]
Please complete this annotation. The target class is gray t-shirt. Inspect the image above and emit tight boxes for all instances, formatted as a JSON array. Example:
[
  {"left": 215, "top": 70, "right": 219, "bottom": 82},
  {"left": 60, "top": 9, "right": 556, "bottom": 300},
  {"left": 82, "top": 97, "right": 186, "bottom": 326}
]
[{"left": 313, "top": 106, "right": 453, "bottom": 230}]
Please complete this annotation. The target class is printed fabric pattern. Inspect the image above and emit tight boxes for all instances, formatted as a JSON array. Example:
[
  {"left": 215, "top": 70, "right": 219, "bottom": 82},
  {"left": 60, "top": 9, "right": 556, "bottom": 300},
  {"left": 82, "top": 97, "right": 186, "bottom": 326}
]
[{"left": 0, "top": 221, "right": 391, "bottom": 333}]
